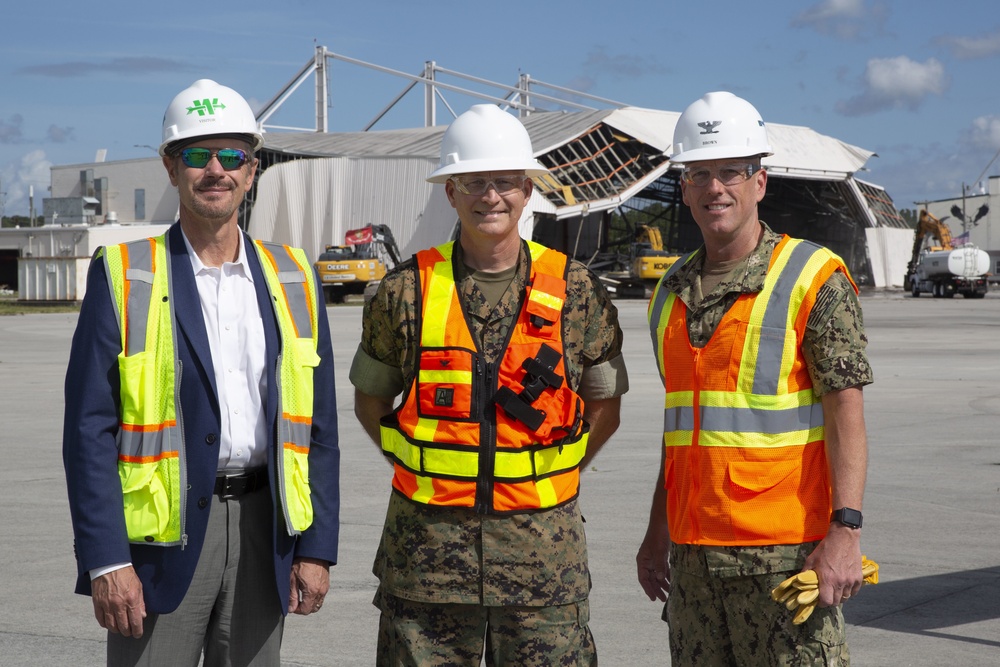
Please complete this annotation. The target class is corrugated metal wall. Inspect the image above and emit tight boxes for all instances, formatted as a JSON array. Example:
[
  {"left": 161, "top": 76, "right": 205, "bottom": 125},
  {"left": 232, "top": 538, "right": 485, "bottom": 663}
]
[
  {"left": 249, "top": 156, "right": 551, "bottom": 264},
  {"left": 18, "top": 257, "right": 89, "bottom": 301},
  {"left": 249, "top": 156, "right": 460, "bottom": 263}
]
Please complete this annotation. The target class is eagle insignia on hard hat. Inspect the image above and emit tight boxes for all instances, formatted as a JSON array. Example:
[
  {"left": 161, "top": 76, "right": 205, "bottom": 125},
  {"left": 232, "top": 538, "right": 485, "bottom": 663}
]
[{"left": 698, "top": 121, "right": 722, "bottom": 135}]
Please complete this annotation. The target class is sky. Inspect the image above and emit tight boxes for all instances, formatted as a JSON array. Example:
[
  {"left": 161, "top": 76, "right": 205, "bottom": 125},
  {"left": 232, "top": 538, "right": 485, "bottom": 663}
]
[{"left": 2, "top": 0, "right": 1000, "bottom": 218}]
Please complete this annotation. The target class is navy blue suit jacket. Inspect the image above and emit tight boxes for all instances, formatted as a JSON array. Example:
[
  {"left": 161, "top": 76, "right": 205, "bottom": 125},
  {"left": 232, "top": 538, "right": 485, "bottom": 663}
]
[{"left": 63, "top": 223, "right": 340, "bottom": 614}]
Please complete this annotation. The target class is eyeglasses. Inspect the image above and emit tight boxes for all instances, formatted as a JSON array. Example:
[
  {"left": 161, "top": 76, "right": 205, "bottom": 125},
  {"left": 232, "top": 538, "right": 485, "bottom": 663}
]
[
  {"left": 450, "top": 175, "right": 527, "bottom": 196},
  {"left": 178, "top": 147, "right": 251, "bottom": 170},
  {"left": 681, "top": 163, "right": 761, "bottom": 187}
]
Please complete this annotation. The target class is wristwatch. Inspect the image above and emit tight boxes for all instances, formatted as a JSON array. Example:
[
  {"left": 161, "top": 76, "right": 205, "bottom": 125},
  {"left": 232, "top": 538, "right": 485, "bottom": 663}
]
[{"left": 831, "top": 507, "right": 863, "bottom": 529}]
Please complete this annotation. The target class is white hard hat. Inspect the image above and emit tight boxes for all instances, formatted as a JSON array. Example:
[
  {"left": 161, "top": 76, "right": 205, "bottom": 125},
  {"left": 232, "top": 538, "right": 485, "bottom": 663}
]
[
  {"left": 670, "top": 91, "right": 773, "bottom": 163},
  {"left": 427, "top": 104, "right": 549, "bottom": 183},
  {"left": 159, "top": 79, "right": 264, "bottom": 156}
]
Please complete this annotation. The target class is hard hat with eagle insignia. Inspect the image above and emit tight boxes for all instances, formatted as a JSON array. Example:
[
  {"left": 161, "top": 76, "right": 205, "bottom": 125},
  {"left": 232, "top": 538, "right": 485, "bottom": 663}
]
[{"left": 670, "top": 91, "right": 773, "bottom": 163}]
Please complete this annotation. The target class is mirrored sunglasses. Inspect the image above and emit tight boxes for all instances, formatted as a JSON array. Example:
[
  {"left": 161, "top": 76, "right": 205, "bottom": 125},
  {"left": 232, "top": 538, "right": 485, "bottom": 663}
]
[{"left": 179, "top": 147, "right": 250, "bottom": 170}]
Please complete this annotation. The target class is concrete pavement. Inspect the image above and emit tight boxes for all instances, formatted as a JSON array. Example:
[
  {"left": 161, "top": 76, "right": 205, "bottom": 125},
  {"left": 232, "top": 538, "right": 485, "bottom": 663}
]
[{"left": 1, "top": 290, "right": 998, "bottom": 666}]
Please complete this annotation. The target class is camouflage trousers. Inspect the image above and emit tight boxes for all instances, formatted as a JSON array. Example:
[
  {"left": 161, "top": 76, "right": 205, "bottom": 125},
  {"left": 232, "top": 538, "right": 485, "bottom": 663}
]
[
  {"left": 375, "top": 591, "right": 597, "bottom": 666},
  {"left": 665, "top": 545, "right": 850, "bottom": 666}
]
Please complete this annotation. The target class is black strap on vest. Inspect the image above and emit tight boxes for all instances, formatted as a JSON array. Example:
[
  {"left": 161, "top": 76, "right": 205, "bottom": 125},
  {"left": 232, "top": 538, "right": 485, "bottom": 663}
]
[
  {"left": 494, "top": 344, "right": 565, "bottom": 432},
  {"left": 529, "top": 313, "right": 553, "bottom": 330}
]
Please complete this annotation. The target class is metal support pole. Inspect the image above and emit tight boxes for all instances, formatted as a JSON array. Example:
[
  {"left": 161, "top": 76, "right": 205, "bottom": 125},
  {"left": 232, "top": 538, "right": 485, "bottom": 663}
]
[
  {"left": 519, "top": 73, "right": 531, "bottom": 118},
  {"left": 424, "top": 61, "right": 436, "bottom": 127},
  {"left": 315, "top": 45, "right": 328, "bottom": 133},
  {"left": 962, "top": 182, "right": 968, "bottom": 234}
]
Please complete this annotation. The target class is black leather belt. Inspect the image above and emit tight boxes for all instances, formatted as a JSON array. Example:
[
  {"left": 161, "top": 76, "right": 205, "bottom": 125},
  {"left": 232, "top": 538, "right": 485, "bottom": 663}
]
[{"left": 214, "top": 468, "right": 268, "bottom": 499}]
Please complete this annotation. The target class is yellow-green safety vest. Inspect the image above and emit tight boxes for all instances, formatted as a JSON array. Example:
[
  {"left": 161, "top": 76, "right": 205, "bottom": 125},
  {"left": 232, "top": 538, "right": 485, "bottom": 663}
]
[{"left": 101, "top": 233, "right": 320, "bottom": 545}]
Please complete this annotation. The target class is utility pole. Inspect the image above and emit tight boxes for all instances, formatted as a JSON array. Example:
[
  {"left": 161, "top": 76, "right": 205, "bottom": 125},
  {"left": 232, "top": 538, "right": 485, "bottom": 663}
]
[{"left": 961, "top": 182, "right": 968, "bottom": 234}]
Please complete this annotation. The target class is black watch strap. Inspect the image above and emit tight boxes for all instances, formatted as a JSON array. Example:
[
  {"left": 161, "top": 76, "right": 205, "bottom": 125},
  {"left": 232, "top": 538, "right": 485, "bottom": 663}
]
[{"left": 831, "top": 507, "right": 863, "bottom": 529}]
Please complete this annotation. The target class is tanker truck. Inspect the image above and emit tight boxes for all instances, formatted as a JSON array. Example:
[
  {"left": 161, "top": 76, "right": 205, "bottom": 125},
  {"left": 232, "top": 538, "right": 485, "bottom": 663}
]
[{"left": 905, "top": 211, "right": 989, "bottom": 298}]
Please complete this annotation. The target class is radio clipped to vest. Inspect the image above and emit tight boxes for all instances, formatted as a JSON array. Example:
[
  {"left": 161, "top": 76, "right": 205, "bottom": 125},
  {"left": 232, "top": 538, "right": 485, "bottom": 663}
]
[{"left": 494, "top": 344, "right": 564, "bottom": 432}]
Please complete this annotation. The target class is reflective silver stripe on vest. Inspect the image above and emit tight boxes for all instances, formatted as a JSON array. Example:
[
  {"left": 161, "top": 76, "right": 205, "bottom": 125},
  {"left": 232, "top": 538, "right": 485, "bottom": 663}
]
[
  {"left": 648, "top": 250, "right": 696, "bottom": 383},
  {"left": 282, "top": 418, "right": 312, "bottom": 447},
  {"left": 701, "top": 401, "right": 823, "bottom": 433},
  {"left": 663, "top": 406, "right": 694, "bottom": 432},
  {"left": 751, "top": 241, "right": 820, "bottom": 395},
  {"left": 663, "top": 402, "right": 823, "bottom": 434},
  {"left": 124, "top": 239, "right": 154, "bottom": 357},
  {"left": 119, "top": 426, "right": 173, "bottom": 458},
  {"left": 259, "top": 241, "right": 313, "bottom": 339}
]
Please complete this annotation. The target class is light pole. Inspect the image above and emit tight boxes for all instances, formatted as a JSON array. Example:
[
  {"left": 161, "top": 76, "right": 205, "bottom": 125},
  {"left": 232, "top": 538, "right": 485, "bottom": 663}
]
[{"left": 133, "top": 144, "right": 158, "bottom": 154}]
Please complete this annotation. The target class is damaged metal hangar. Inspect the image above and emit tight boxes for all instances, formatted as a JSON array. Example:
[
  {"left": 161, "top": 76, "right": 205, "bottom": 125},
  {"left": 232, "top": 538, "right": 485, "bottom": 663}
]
[{"left": 252, "top": 105, "right": 908, "bottom": 291}]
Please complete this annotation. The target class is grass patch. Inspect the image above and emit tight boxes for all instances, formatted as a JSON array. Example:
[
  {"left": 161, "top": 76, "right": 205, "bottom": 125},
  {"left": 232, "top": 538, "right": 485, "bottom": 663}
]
[{"left": 0, "top": 295, "right": 80, "bottom": 315}]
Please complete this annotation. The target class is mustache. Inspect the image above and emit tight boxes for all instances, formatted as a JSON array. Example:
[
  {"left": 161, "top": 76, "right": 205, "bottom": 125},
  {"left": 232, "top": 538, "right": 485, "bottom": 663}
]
[{"left": 196, "top": 176, "right": 234, "bottom": 190}]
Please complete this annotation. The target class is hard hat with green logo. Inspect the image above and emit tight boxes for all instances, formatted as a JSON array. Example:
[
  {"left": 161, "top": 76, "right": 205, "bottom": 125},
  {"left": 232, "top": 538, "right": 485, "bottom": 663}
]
[
  {"left": 670, "top": 91, "right": 773, "bottom": 163},
  {"left": 427, "top": 104, "right": 549, "bottom": 183},
  {"left": 159, "top": 79, "right": 264, "bottom": 156}
]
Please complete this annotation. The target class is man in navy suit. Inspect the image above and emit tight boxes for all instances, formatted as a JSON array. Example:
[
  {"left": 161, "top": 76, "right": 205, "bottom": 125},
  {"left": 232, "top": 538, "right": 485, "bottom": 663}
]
[{"left": 63, "top": 79, "right": 340, "bottom": 666}]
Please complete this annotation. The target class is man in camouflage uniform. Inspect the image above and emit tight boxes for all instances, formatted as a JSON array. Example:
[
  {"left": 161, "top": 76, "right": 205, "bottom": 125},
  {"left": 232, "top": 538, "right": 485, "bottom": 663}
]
[
  {"left": 351, "top": 105, "right": 628, "bottom": 666},
  {"left": 636, "top": 92, "right": 872, "bottom": 666}
]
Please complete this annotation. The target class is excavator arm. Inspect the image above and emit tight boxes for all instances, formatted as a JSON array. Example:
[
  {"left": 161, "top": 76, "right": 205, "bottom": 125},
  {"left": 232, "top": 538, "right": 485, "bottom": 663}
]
[
  {"left": 370, "top": 224, "right": 403, "bottom": 265},
  {"left": 908, "top": 210, "right": 953, "bottom": 275}
]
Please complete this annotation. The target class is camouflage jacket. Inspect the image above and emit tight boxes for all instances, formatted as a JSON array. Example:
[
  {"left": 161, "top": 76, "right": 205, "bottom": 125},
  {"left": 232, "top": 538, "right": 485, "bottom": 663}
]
[
  {"left": 352, "top": 239, "right": 628, "bottom": 605},
  {"left": 659, "top": 223, "right": 873, "bottom": 575}
]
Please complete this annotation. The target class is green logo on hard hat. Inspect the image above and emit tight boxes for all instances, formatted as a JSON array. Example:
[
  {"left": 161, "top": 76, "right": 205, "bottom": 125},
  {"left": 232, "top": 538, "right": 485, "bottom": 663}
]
[{"left": 186, "top": 98, "right": 227, "bottom": 117}]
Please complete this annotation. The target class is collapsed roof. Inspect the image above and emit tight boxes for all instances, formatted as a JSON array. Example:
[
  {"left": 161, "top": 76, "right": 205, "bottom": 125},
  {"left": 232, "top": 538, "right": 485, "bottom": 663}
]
[
  {"left": 262, "top": 106, "right": 879, "bottom": 217},
  {"left": 254, "top": 106, "right": 909, "bottom": 287}
]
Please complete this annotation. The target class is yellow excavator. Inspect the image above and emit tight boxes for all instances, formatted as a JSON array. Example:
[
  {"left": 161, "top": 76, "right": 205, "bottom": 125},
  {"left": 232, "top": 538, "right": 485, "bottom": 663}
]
[
  {"left": 632, "top": 225, "right": 680, "bottom": 283},
  {"left": 314, "top": 224, "right": 402, "bottom": 303},
  {"left": 595, "top": 224, "right": 681, "bottom": 299}
]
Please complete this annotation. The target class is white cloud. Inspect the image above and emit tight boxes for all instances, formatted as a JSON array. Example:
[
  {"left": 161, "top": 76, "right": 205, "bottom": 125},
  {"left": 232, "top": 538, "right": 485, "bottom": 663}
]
[
  {"left": 966, "top": 115, "right": 1000, "bottom": 149},
  {"left": 935, "top": 29, "right": 1000, "bottom": 60},
  {"left": 836, "top": 56, "right": 947, "bottom": 116},
  {"left": 791, "top": 0, "right": 888, "bottom": 40},
  {"left": 798, "top": 0, "right": 865, "bottom": 21},
  {"left": 1, "top": 150, "right": 52, "bottom": 218}
]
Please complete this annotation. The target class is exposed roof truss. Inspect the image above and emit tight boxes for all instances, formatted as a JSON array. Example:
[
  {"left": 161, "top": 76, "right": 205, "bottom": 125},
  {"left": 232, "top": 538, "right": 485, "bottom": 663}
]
[{"left": 534, "top": 123, "right": 669, "bottom": 210}]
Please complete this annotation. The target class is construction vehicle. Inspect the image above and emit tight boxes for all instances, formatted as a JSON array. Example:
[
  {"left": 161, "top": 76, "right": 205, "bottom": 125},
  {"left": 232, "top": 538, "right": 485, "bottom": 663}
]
[
  {"left": 314, "top": 224, "right": 402, "bottom": 303},
  {"left": 597, "top": 224, "right": 680, "bottom": 299},
  {"left": 905, "top": 210, "right": 989, "bottom": 299},
  {"left": 632, "top": 225, "right": 681, "bottom": 283}
]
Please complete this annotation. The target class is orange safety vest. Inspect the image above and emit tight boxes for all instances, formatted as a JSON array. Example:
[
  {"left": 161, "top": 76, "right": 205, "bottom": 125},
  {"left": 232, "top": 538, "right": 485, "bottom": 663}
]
[
  {"left": 379, "top": 240, "right": 589, "bottom": 514},
  {"left": 647, "top": 235, "right": 856, "bottom": 545}
]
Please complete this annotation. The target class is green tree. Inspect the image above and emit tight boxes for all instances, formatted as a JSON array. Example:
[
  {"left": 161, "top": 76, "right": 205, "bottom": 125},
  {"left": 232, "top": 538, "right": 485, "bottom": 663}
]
[{"left": 1, "top": 215, "right": 33, "bottom": 228}]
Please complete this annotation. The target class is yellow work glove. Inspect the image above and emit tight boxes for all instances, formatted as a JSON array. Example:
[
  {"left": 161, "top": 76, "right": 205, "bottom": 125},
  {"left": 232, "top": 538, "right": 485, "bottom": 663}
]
[
  {"left": 770, "top": 570, "right": 820, "bottom": 625},
  {"left": 771, "top": 556, "right": 880, "bottom": 625},
  {"left": 861, "top": 555, "right": 879, "bottom": 584}
]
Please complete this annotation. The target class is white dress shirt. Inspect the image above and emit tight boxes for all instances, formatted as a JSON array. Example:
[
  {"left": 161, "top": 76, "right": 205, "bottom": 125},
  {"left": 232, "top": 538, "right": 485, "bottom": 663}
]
[{"left": 182, "top": 229, "right": 268, "bottom": 472}]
